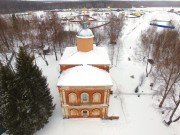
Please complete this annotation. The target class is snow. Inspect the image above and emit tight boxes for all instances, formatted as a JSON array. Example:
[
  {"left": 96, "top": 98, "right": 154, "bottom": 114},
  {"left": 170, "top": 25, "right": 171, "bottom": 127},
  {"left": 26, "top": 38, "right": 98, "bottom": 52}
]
[
  {"left": 43, "top": 45, "right": 49, "bottom": 50},
  {"left": 57, "top": 65, "right": 112, "bottom": 86},
  {"left": 35, "top": 8, "right": 179, "bottom": 135},
  {"left": 33, "top": 8, "right": 180, "bottom": 135},
  {"left": 59, "top": 46, "right": 111, "bottom": 65},
  {"left": 2, "top": 7, "right": 180, "bottom": 135},
  {"left": 77, "top": 28, "right": 94, "bottom": 38}
]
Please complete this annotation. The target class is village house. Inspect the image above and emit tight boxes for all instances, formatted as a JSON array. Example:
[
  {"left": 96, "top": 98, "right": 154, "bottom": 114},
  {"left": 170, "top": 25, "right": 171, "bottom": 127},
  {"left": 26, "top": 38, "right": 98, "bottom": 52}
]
[{"left": 57, "top": 17, "right": 113, "bottom": 118}]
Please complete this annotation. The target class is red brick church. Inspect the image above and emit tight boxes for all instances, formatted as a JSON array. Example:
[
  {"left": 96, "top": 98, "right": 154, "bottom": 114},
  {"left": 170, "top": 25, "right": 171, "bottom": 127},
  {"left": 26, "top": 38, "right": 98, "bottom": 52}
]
[{"left": 57, "top": 17, "right": 112, "bottom": 118}]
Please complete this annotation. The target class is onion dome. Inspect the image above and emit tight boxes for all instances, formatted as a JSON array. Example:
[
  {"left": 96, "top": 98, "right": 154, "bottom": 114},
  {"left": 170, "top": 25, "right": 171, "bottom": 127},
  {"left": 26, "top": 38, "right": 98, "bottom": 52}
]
[
  {"left": 76, "top": 16, "right": 94, "bottom": 52},
  {"left": 76, "top": 16, "right": 94, "bottom": 38},
  {"left": 77, "top": 28, "right": 94, "bottom": 38}
]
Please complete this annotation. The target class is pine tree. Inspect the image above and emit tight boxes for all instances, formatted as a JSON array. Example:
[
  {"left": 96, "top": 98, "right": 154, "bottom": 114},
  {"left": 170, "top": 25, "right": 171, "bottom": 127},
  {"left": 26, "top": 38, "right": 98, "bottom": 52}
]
[
  {"left": 13, "top": 47, "right": 55, "bottom": 135},
  {"left": 0, "top": 63, "right": 19, "bottom": 134}
]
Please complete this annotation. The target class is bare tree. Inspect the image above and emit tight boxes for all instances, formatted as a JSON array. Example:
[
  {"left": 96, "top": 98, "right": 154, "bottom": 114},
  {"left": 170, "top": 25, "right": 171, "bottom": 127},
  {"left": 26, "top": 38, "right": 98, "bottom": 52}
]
[
  {"left": 152, "top": 29, "right": 180, "bottom": 108},
  {"left": 56, "top": 28, "right": 64, "bottom": 56},
  {"left": 139, "top": 27, "right": 180, "bottom": 112},
  {"left": 92, "top": 28, "right": 104, "bottom": 46},
  {"left": 37, "top": 20, "right": 48, "bottom": 57},
  {"left": 106, "top": 13, "right": 125, "bottom": 44},
  {"left": 0, "top": 15, "right": 16, "bottom": 65},
  {"left": 64, "top": 31, "right": 76, "bottom": 46},
  {"left": 165, "top": 91, "right": 180, "bottom": 125},
  {"left": 12, "top": 15, "right": 31, "bottom": 47},
  {"left": 0, "top": 16, "right": 14, "bottom": 51},
  {"left": 30, "top": 16, "right": 50, "bottom": 66},
  {"left": 46, "top": 12, "right": 63, "bottom": 61},
  {"left": 140, "top": 27, "right": 157, "bottom": 77},
  {"left": 105, "top": 13, "right": 125, "bottom": 65}
]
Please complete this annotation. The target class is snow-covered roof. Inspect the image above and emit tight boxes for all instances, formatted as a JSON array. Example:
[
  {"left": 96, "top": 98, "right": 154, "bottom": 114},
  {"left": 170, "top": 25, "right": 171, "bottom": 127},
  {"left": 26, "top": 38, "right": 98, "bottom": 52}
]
[
  {"left": 59, "top": 46, "right": 111, "bottom": 65},
  {"left": 57, "top": 65, "right": 112, "bottom": 87},
  {"left": 76, "top": 28, "right": 94, "bottom": 38}
]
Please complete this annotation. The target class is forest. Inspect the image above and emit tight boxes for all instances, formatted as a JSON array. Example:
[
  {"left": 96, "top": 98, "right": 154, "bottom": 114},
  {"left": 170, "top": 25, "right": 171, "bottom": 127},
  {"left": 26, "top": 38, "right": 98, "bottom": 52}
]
[{"left": 1, "top": 0, "right": 180, "bottom": 14}]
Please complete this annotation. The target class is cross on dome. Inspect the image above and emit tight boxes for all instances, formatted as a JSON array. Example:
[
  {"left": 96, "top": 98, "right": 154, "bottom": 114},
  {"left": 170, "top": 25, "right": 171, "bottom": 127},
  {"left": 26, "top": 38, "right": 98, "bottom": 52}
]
[{"left": 77, "top": 16, "right": 94, "bottom": 38}]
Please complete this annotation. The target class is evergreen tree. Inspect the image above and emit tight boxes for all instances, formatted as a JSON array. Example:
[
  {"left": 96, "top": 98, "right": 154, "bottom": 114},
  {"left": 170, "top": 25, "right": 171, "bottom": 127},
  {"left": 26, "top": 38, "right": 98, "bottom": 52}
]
[
  {"left": 13, "top": 47, "right": 55, "bottom": 135},
  {"left": 0, "top": 63, "right": 19, "bottom": 134}
]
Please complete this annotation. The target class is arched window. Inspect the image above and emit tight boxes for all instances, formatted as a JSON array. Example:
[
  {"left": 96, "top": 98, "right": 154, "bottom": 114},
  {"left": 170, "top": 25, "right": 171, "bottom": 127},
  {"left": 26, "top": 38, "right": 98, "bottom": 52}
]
[
  {"left": 81, "top": 109, "right": 89, "bottom": 117},
  {"left": 92, "top": 109, "right": 101, "bottom": 116},
  {"left": 69, "top": 93, "right": 77, "bottom": 104},
  {"left": 81, "top": 93, "right": 89, "bottom": 103},
  {"left": 70, "top": 109, "right": 79, "bottom": 116},
  {"left": 92, "top": 93, "right": 101, "bottom": 103}
]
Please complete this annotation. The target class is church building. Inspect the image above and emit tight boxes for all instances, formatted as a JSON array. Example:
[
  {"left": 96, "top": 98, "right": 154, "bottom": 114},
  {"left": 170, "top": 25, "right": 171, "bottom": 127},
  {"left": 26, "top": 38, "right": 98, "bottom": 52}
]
[{"left": 57, "top": 17, "right": 113, "bottom": 118}]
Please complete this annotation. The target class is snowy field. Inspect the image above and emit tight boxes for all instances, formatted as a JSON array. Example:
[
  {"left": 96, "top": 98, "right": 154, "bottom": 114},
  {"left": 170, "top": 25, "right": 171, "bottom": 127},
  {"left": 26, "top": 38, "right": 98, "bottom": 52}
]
[{"left": 4, "top": 8, "right": 180, "bottom": 135}]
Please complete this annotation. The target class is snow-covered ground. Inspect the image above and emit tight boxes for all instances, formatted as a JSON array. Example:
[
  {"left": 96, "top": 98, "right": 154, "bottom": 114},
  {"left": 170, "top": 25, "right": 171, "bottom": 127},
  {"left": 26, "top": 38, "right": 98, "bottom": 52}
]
[{"left": 3, "top": 8, "right": 180, "bottom": 135}]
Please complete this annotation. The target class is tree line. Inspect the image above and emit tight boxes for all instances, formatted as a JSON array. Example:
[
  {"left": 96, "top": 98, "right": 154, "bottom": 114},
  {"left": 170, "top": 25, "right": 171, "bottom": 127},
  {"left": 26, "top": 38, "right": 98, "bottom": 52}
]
[
  {"left": 139, "top": 27, "right": 180, "bottom": 125},
  {"left": 0, "top": 12, "right": 77, "bottom": 66},
  {"left": 0, "top": 1, "right": 131, "bottom": 14},
  {"left": 1, "top": 0, "right": 180, "bottom": 14},
  {"left": 0, "top": 11, "right": 126, "bottom": 67}
]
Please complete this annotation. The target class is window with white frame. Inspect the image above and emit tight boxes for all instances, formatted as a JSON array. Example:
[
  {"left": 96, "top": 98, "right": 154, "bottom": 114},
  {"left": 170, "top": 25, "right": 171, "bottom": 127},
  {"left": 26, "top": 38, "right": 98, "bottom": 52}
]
[{"left": 81, "top": 93, "right": 89, "bottom": 102}]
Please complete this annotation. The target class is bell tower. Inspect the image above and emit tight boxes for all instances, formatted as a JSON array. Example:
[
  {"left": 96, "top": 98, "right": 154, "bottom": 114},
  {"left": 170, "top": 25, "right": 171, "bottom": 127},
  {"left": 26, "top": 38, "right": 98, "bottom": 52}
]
[{"left": 76, "top": 16, "right": 94, "bottom": 52}]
